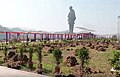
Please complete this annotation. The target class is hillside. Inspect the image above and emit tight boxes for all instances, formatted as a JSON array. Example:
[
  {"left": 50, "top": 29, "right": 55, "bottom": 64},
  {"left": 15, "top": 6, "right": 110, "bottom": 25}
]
[
  {"left": 0, "top": 25, "right": 11, "bottom": 32},
  {"left": 0, "top": 25, "right": 11, "bottom": 39},
  {"left": 10, "top": 27, "right": 26, "bottom": 32},
  {"left": 0, "top": 25, "right": 26, "bottom": 39}
]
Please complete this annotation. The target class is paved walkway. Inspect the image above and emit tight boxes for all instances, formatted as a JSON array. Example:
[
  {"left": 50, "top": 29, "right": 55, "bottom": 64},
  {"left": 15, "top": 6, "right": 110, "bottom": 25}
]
[{"left": 0, "top": 66, "right": 49, "bottom": 77}]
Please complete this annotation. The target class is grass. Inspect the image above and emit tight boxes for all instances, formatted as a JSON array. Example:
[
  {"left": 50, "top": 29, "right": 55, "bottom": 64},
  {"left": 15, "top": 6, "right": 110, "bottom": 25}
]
[
  {"left": 89, "top": 49, "right": 112, "bottom": 72},
  {"left": 61, "top": 65, "right": 72, "bottom": 75},
  {"left": 0, "top": 60, "right": 4, "bottom": 65},
  {"left": 42, "top": 63, "right": 55, "bottom": 76},
  {"left": 0, "top": 41, "right": 118, "bottom": 77}
]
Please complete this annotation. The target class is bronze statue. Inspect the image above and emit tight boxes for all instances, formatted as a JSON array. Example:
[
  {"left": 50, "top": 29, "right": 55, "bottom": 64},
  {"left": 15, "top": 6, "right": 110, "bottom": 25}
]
[{"left": 68, "top": 6, "right": 76, "bottom": 33}]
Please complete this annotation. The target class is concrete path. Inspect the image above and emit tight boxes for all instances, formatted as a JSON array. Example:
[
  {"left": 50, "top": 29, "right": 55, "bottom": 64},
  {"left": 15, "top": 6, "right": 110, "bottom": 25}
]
[{"left": 0, "top": 66, "right": 49, "bottom": 77}]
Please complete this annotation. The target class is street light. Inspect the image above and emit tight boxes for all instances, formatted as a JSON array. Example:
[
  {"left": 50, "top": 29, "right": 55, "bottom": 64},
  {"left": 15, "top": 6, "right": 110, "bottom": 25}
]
[{"left": 117, "top": 16, "right": 120, "bottom": 42}]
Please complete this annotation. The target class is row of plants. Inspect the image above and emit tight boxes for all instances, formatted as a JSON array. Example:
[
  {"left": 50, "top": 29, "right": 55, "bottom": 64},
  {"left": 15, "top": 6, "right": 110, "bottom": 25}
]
[{"left": 0, "top": 38, "right": 120, "bottom": 77}]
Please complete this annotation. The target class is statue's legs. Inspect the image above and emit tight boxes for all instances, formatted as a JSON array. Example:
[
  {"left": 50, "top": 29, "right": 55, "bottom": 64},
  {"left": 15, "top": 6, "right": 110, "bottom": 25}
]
[{"left": 69, "top": 23, "right": 74, "bottom": 33}]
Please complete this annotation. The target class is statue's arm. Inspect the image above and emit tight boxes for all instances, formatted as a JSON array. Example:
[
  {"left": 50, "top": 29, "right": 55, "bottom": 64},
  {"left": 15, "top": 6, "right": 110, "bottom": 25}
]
[
  {"left": 71, "top": 10, "right": 76, "bottom": 20},
  {"left": 74, "top": 10, "right": 76, "bottom": 20},
  {"left": 68, "top": 12, "right": 70, "bottom": 17}
]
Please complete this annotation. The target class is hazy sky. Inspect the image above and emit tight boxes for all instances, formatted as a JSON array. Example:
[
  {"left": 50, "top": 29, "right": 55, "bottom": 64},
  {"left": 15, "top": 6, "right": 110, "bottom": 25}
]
[{"left": 0, "top": 0, "right": 120, "bottom": 34}]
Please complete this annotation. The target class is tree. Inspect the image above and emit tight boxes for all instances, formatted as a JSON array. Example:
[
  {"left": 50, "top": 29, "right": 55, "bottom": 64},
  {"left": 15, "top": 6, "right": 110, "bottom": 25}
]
[
  {"left": 53, "top": 49, "right": 62, "bottom": 65},
  {"left": 111, "top": 35, "right": 117, "bottom": 41},
  {"left": 28, "top": 44, "right": 34, "bottom": 70},
  {"left": 109, "top": 50, "right": 120, "bottom": 77},
  {"left": 19, "top": 43, "right": 24, "bottom": 61},
  {"left": 78, "top": 47, "right": 89, "bottom": 77},
  {"left": 53, "top": 49, "right": 62, "bottom": 76},
  {"left": 36, "top": 44, "right": 43, "bottom": 74},
  {"left": 3, "top": 44, "right": 8, "bottom": 62},
  {"left": 110, "top": 50, "right": 120, "bottom": 70}
]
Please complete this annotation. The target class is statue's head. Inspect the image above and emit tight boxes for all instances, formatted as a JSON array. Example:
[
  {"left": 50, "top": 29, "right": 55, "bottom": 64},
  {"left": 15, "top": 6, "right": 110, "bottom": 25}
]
[{"left": 69, "top": 6, "right": 72, "bottom": 10}]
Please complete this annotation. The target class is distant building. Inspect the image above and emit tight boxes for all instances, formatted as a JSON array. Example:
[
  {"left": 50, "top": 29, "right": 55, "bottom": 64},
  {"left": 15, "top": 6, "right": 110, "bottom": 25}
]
[
  {"left": 77, "top": 32, "right": 96, "bottom": 39},
  {"left": 96, "top": 34, "right": 114, "bottom": 38}
]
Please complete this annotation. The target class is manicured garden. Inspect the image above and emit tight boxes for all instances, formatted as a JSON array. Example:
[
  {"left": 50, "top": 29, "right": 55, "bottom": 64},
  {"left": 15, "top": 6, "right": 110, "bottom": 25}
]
[{"left": 0, "top": 39, "right": 120, "bottom": 77}]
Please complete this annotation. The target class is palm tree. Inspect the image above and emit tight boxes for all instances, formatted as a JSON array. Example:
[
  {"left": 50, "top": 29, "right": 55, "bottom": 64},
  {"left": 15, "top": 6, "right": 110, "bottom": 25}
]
[
  {"left": 19, "top": 44, "right": 24, "bottom": 61},
  {"left": 78, "top": 47, "right": 89, "bottom": 77},
  {"left": 36, "top": 44, "right": 43, "bottom": 74},
  {"left": 3, "top": 44, "right": 8, "bottom": 62},
  {"left": 28, "top": 44, "right": 33, "bottom": 70},
  {"left": 53, "top": 49, "right": 62, "bottom": 76}
]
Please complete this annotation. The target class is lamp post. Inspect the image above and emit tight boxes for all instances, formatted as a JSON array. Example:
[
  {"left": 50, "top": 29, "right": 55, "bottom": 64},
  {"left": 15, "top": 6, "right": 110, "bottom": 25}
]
[{"left": 117, "top": 16, "right": 120, "bottom": 42}]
